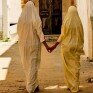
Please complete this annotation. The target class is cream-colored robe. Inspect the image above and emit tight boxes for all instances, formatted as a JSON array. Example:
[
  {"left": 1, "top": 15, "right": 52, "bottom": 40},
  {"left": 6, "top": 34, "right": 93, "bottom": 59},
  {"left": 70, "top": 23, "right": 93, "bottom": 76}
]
[
  {"left": 57, "top": 6, "right": 84, "bottom": 93},
  {"left": 17, "top": 1, "right": 45, "bottom": 93}
]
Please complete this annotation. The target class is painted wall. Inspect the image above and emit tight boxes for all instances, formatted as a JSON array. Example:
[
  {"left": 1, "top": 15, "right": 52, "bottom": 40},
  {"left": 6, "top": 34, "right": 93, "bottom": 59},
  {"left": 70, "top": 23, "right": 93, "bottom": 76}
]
[
  {"left": 90, "top": 0, "right": 93, "bottom": 17},
  {"left": 0, "top": 0, "right": 2, "bottom": 32},
  {"left": 76, "top": 0, "right": 93, "bottom": 59},
  {"left": 1, "top": 0, "right": 22, "bottom": 39},
  {"left": 0, "top": 0, "right": 2, "bottom": 39},
  {"left": 8, "top": 0, "right": 22, "bottom": 24},
  {"left": 90, "top": 0, "right": 93, "bottom": 60},
  {"left": 2, "top": 0, "right": 9, "bottom": 38},
  {"left": 77, "top": 0, "right": 90, "bottom": 57}
]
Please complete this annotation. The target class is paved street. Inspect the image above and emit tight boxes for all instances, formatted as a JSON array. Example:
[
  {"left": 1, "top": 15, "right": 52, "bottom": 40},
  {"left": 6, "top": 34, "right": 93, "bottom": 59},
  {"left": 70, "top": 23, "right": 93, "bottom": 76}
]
[{"left": 0, "top": 42, "right": 93, "bottom": 93}]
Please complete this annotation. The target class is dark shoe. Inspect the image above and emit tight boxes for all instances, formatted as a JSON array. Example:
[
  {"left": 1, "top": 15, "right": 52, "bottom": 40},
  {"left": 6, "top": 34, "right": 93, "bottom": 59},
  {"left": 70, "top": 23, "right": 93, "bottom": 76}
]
[
  {"left": 67, "top": 88, "right": 70, "bottom": 91},
  {"left": 34, "top": 86, "right": 40, "bottom": 93}
]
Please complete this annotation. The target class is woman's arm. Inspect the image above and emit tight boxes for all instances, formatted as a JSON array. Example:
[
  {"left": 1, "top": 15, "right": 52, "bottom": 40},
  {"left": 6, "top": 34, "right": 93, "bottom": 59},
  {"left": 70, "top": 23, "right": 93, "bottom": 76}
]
[
  {"left": 42, "top": 41, "right": 51, "bottom": 52},
  {"left": 49, "top": 42, "right": 59, "bottom": 53}
]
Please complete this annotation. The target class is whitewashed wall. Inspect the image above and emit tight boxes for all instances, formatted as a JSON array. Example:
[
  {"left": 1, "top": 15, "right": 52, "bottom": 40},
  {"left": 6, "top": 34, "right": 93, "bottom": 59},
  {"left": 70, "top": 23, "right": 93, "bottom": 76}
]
[
  {"left": 90, "top": 0, "right": 93, "bottom": 60},
  {"left": 76, "top": 0, "right": 90, "bottom": 57},
  {"left": 8, "top": 0, "right": 22, "bottom": 38},
  {"left": 76, "top": 0, "right": 93, "bottom": 60},
  {"left": 0, "top": 0, "right": 2, "bottom": 32},
  {"left": 2, "top": 0, "right": 22, "bottom": 39},
  {"left": 8, "top": 0, "right": 22, "bottom": 23},
  {"left": 90, "top": 0, "right": 93, "bottom": 17},
  {"left": 2, "top": 0, "right": 9, "bottom": 38}
]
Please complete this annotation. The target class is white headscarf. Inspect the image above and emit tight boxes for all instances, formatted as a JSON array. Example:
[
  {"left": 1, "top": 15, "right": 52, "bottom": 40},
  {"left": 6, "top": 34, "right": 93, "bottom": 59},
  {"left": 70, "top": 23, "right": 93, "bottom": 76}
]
[
  {"left": 17, "top": 1, "right": 41, "bottom": 36},
  {"left": 17, "top": 0, "right": 44, "bottom": 46},
  {"left": 19, "top": 1, "right": 38, "bottom": 22}
]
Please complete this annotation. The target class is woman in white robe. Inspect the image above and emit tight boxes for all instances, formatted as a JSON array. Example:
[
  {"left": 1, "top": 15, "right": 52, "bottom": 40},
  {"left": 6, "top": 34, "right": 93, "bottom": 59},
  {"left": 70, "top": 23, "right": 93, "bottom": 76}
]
[
  {"left": 17, "top": 0, "right": 50, "bottom": 93},
  {"left": 50, "top": 6, "right": 84, "bottom": 93}
]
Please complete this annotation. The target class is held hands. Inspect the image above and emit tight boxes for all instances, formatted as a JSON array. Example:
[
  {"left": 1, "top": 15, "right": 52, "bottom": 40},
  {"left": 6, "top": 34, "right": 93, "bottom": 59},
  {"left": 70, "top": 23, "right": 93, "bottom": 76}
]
[
  {"left": 43, "top": 41, "right": 59, "bottom": 53},
  {"left": 47, "top": 45, "right": 56, "bottom": 53},
  {"left": 46, "top": 42, "right": 59, "bottom": 53}
]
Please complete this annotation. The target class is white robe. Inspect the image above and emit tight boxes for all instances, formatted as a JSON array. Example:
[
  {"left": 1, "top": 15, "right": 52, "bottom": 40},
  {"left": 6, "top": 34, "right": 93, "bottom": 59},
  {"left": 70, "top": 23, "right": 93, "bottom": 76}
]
[{"left": 17, "top": 1, "right": 45, "bottom": 93}]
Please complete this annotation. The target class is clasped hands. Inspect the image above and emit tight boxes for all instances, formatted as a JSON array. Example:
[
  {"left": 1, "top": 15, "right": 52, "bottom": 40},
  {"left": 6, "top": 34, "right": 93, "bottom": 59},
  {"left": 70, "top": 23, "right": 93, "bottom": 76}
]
[
  {"left": 43, "top": 41, "right": 59, "bottom": 53},
  {"left": 46, "top": 44, "right": 57, "bottom": 53}
]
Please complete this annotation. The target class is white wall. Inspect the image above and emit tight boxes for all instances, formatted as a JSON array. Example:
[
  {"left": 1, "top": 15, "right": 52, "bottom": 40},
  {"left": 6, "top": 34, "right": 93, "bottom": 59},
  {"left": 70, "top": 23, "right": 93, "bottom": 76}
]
[
  {"left": 8, "top": 0, "right": 22, "bottom": 23},
  {"left": 2, "top": 0, "right": 22, "bottom": 39},
  {"left": 0, "top": 0, "right": 2, "bottom": 16},
  {"left": 2, "top": 0, "right": 9, "bottom": 38},
  {"left": 76, "top": 0, "right": 90, "bottom": 57},
  {"left": 90, "top": 0, "right": 93, "bottom": 60},
  {"left": 0, "top": 0, "right": 2, "bottom": 31},
  {"left": 76, "top": 0, "right": 93, "bottom": 60},
  {"left": 90, "top": 0, "right": 93, "bottom": 17}
]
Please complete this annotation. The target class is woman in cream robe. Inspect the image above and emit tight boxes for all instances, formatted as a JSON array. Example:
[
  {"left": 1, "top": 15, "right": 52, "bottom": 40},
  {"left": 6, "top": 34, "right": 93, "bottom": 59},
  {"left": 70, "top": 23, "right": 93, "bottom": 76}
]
[
  {"left": 17, "top": 1, "right": 49, "bottom": 93},
  {"left": 50, "top": 6, "right": 84, "bottom": 92}
]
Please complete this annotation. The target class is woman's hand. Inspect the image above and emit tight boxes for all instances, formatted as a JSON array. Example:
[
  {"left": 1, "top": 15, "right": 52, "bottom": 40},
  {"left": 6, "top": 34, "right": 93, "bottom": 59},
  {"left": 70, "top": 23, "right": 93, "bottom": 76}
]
[
  {"left": 49, "top": 42, "right": 59, "bottom": 53},
  {"left": 42, "top": 41, "right": 59, "bottom": 53},
  {"left": 49, "top": 45, "right": 56, "bottom": 53}
]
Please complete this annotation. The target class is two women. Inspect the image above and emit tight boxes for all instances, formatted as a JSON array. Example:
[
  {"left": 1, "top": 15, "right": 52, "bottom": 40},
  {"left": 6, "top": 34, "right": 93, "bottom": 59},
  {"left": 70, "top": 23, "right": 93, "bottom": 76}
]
[{"left": 17, "top": 0, "right": 84, "bottom": 93}]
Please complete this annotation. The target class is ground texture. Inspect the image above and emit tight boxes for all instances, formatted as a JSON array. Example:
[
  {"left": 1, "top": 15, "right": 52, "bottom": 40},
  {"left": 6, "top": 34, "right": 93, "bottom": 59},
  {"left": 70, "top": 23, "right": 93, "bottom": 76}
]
[{"left": 0, "top": 42, "right": 93, "bottom": 93}]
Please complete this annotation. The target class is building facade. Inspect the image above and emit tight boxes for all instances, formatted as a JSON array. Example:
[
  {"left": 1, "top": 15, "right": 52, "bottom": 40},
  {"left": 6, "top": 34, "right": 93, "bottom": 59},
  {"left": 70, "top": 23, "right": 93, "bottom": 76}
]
[
  {"left": 0, "top": 0, "right": 2, "bottom": 39},
  {"left": 0, "top": 0, "right": 21, "bottom": 39},
  {"left": 76, "top": 0, "right": 93, "bottom": 60},
  {"left": 0, "top": 0, "right": 93, "bottom": 60}
]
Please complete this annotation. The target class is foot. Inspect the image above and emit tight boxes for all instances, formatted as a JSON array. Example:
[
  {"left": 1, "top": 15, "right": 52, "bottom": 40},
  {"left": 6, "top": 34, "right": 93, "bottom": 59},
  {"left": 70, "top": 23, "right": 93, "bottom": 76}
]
[
  {"left": 34, "top": 86, "right": 40, "bottom": 93},
  {"left": 67, "top": 88, "right": 80, "bottom": 93}
]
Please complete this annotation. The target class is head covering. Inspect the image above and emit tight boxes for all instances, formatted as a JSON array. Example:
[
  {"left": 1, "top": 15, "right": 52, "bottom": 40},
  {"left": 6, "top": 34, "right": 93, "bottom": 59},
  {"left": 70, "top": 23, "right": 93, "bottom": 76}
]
[
  {"left": 17, "top": 1, "right": 45, "bottom": 93},
  {"left": 17, "top": 0, "right": 44, "bottom": 46},
  {"left": 58, "top": 6, "right": 84, "bottom": 93},
  {"left": 58, "top": 6, "right": 84, "bottom": 55},
  {"left": 19, "top": 1, "right": 35, "bottom": 22},
  {"left": 18, "top": 0, "right": 40, "bottom": 33},
  {"left": 63, "top": 6, "right": 80, "bottom": 24}
]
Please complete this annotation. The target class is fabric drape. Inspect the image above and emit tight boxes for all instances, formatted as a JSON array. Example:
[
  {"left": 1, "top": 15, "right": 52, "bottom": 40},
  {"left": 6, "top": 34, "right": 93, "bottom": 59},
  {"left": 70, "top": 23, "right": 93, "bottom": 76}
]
[
  {"left": 17, "top": 1, "right": 45, "bottom": 93},
  {"left": 57, "top": 6, "right": 84, "bottom": 92}
]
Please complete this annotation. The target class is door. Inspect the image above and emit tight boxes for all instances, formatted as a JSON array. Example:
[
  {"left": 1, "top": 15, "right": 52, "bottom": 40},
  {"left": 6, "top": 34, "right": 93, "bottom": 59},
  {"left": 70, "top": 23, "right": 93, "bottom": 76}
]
[{"left": 39, "top": 0, "right": 62, "bottom": 35}]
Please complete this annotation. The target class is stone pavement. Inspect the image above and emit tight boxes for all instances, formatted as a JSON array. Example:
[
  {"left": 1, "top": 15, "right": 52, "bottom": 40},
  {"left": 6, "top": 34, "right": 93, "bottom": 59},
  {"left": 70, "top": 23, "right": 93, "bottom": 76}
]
[{"left": 0, "top": 42, "right": 93, "bottom": 93}]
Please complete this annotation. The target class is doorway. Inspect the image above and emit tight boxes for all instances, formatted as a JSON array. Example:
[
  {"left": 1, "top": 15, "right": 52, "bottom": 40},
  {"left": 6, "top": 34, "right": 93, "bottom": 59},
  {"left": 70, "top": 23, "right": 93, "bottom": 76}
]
[{"left": 39, "top": 0, "right": 62, "bottom": 35}]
